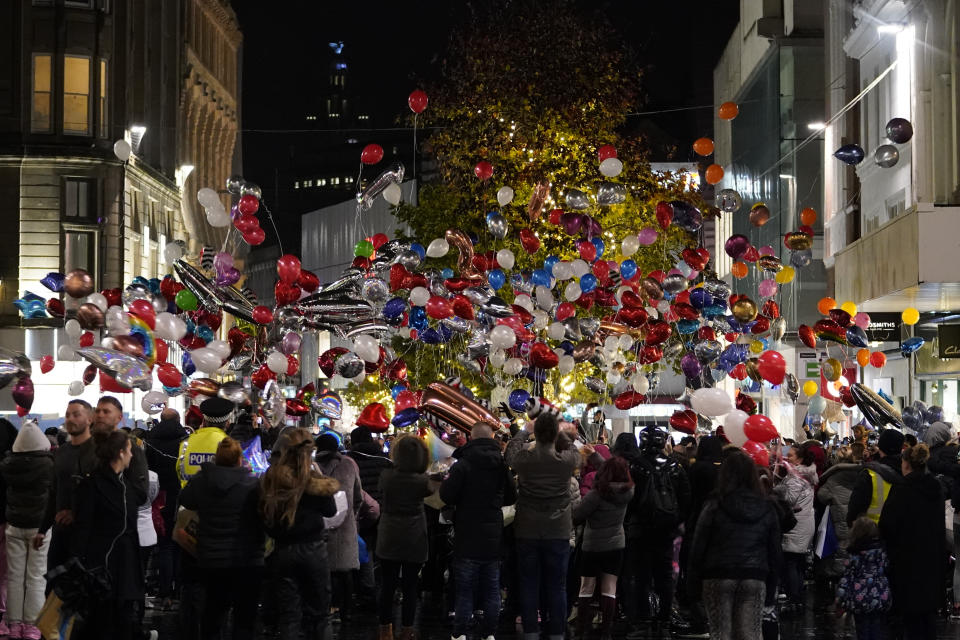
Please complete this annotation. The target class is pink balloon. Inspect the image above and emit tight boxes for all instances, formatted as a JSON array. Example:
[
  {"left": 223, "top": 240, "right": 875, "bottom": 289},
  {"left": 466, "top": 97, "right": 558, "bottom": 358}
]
[
  {"left": 758, "top": 245, "right": 775, "bottom": 256},
  {"left": 637, "top": 227, "right": 658, "bottom": 245},
  {"left": 758, "top": 279, "right": 778, "bottom": 298},
  {"left": 853, "top": 312, "right": 871, "bottom": 330},
  {"left": 281, "top": 331, "right": 302, "bottom": 355},
  {"left": 687, "top": 269, "right": 700, "bottom": 280},
  {"left": 667, "top": 268, "right": 683, "bottom": 277}
]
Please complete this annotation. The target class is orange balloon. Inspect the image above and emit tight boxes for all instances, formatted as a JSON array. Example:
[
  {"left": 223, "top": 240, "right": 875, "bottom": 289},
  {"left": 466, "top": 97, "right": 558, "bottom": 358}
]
[
  {"left": 704, "top": 164, "right": 725, "bottom": 185},
  {"left": 800, "top": 207, "right": 817, "bottom": 226},
  {"left": 817, "top": 297, "right": 836, "bottom": 316},
  {"left": 718, "top": 101, "right": 739, "bottom": 120},
  {"left": 693, "top": 137, "right": 714, "bottom": 156},
  {"left": 869, "top": 351, "right": 887, "bottom": 368},
  {"left": 731, "top": 262, "right": 748, "bottom": 279},
  {"left": 856, "top": 348, "right": 870, "bottom": 367}
]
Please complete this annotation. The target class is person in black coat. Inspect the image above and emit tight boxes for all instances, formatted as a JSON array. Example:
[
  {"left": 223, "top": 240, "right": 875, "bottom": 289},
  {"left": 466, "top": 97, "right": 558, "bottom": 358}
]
[
  {"left": 72, "top": 430, "right": 143, "bottom": 640},
  {"left": 347, "top": 426, "right": 393, "bottom": 507},
  {"left": 847, "top": 429, "right": 904, "bottom": 526},
  {"left": 439, "top": 423, "right": 517, "bottom": 640},
  {"left": 879, "top": 443, "right": 945, "bottom": 640},
  {"left": 179, "top": 437, "right": 264, "bottom": 640}
]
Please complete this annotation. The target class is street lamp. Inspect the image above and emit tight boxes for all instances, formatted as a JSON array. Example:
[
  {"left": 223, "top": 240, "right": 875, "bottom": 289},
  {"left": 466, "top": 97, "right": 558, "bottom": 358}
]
[{"left": 130, "top": 125, "right": 147, "bottom": 153}]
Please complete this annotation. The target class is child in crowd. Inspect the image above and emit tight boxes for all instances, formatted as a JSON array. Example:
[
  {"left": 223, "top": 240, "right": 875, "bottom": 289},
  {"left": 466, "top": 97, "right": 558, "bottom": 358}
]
[{"left": 836, "top": 517, "right": 891, "bottom": 640}]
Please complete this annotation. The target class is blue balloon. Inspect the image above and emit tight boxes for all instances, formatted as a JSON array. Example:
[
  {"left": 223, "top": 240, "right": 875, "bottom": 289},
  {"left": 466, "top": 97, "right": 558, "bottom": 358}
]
[
  {"left": 181, "top": 352, "right": 196, "bottom": 377},
  {"left": 676, "top": 319, "right": 701, "bottom": 334},
  {"left": 185, "top": 319, "right": 197, "bottom": 334},
  {"left": 391, "top": 384, "right": 407, "bottom": 400},
  {"left": 509, "top": 389, "right": 531, "bottom": 412},
  {"left": 544, "top": 255, "right": 560, "bottom": 273},
  {"left": 591, "top": 237, "right": 605, "bottom": 260},
  {"left": 438, "top": 324, "right": 453, "bottom": 342},
  {"left": 148, "top": 278, "right": 162, "bottom": 295},
  {"left": 524, "top": 368, "right": 546, "bottom": 383},
  {"left": 441, "top": 268, "right": 455, "bottom": 279},
  {"left": 468, "top": 232, "right": 479, "bottom": 245},
  {"left": 559, "top": 341, "right": 574, "bottom": 355},
  {"left": 383, "top": 297, "right": 407, "bottom": 318},
  {"left": 846, "top": 326, "right": 869, "bottom": 348},
  {"left": 40, "top": 272, "right": 65, "bottom": 293},
  {"left": 833, "top": 143, "right": 865, "bottom": 166},
  {"left": 689, "top": 288, "right": 713, "bottom": 310},
  {"left": 620, "top": 259, "right": 637, "bottom": 281},
  {"left": 132, "top": 276, "right": 150, "bottom": 288},
  {"left": 392, "top": 408, "right": 421, "bottom": 429},
  {"left": 531, "top": 269, "right": 552, "bottom": 287},
  {"left": 901, "top": 336, "right": 925, "bottom": 356},
  {"left": 702, "top": 303, "right": 727, "bottom": 317},
  {"left": 486, "top": 211, "right": 499, "bottom": 223},
  {"left": 420, "top": 328, "right": 443, "bottom": 344},
  {"left": 580, "top": 273, "right": 598, "bottom": 293},
  {"left": 409, "top": 243, "right": 426, "bottom": 259},
  {"left": 409, "top": 306, "right": 428, "bottom": 331},
  {"left": 195, "top": 325, "right": 215, "bottom": 343},
  {"left": 488, "top": 269, "right": 506, "bottom": 290}
]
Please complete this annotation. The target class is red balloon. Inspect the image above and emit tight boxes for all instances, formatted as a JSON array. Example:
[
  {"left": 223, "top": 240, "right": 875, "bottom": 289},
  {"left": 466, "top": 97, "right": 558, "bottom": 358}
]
[
  {"left": 383, "top": 358, "right": 408, "bottom": 382},
  {"left": 621, "top": 290, "right": 644, "bottom": 309},
  {"left": 286, "top": 354, "right": 299, "bottom": 376},
  {"left": 361, "top": 144, "right": 384, "bottom": 165},
  {"left": 82, "top": 364, "right": 97, "bottom": 386},
  {"left": 597, "top": 144, "right": 618, "bottom": 162},
  {"left": 614, "top": 391, "right": 646, "bottom": 410},
  {"left": 528, "top": 342, "right": 559, "bottom": 369},
  {"left": 869, "top": 351, "right": 887, "bottom": 368},
  {"left": 548, "top": 209, "right": 563, "bottom": 225},
  {"left": 556, "top": 302, "right": 575, "bottom": 321},
  {"left": 655, "top": 201, "right": 673, "bottom": 229},
  {"left": 395, "top": 390, "right": 418, "bottom": 412},
  {"left": 742, "top": 440, "right": 770, "bottom": 467},
  {"left": 99, "top": 369, "right": 132, "bottom": 394},
  {"left": 128, "top": 299, "right": 156, "bottom": 329},
  {"left": 251, "top": 364, "right": 276, "bottom": 390},
  {"left": 736, "top": 392, "right": 757, "bottom": 414},
  {"left": 40, "top": 355, "right": 55, "bottom": 374},
  {"left": 743, "top": 414, "right": 778, "bottom": 441},
  {"left": 285, "top": 398, "right": 310, "bottom": 417},
  {"left": 252, "top": 305, "right": 274, "bottom": 324},
  {"left": 519, "top": 228, "right": 541, "bottom": 254},
  {"left": 576, "top": 240, "right": 597, "bottom": 262},
  {"left": 408, "top": 89, "right": 428, "bottom": 114},
  {"left": 157, "top": 363, "right": 182, "bottom": 387},
  {"left": 756, "top": 350, "right": 786, "bottom": 385},
  {"left": 389, "top": 264, "right": 410, "bottom": 291},
  {"left": 425, "top": 296, "right": 453, "bottom": 320},
  {"left": 451, "top": 295, "right": 474, "bottom": 320},
  {"left": 637, "top": 345, "right": 663, "bottom": 364},
  {"left": 644, "top": 320, "right": 672, "bottom": 345},
  {"left": 277, "top": 254, "right": 302, "bottom": 284},
  {"left": 620, "top": 307, "right": 648, "bottom": 328},
  {"left": 160, "top": 276, "right": 179, "bottom": 300},
  {"left": 227, "top": 327, "right": 249, "bottom": 358},
  {"left": 102, "top": 288, "right": 122, "bottom": 308},
  {"left": 669, "top": 409, "right": 698, "bottom": 434},
  {"left": 243, "top": 226, "right": 266, "bottom": 246},
  {"left": 234, "top": 213, "right": 260, "bottom": 234},
  {"left": 751, "top": 316, "right": 770, "bottom": 335},
  {"left": 79, "top": 331, "right": 95, "bottom": 348},
  {"left": 356, "top": 402, "right": 390, "bottom": 432},
  {"left": 371, "top": 233, "right": 389, "bottom": 249},
  {"left": 798, "top": 324, "right": 816, "bottom": 349},
  {"left": 46, "top": 298, "right": 65, "bottom": 318},
  {"left": 155, "top": 340, "right": 168, "bottom": 363},
  {"left": 274, "top": 282, "right": 301, "bottom": 306},
  {"left": 237, "top": 194, "right": 259, "bottom": 215},
  {"left": 474, "top": 161, "right": 494, "bottom": 181},
  {"left": 318, "top": 347, "right": 349, "bottom": 378}
]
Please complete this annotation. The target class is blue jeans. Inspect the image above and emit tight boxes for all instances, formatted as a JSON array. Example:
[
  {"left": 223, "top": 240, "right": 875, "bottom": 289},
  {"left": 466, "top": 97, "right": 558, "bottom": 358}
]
[
  {"left": 453, "top": 558, "right": 501, "bottom": 637},
  {"left": 516, "top": 538, "right": 570, "bottom": 636}
]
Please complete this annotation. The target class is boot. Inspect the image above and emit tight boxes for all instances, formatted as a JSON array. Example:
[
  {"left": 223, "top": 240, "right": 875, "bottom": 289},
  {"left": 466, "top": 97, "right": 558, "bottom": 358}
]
[
  {"left": 378, "top": 624, "right": 394, "bottom": 640},
  {"left": 576, "top": 597, "right": 593, "bottom": 638},
  {"left": 599, "top": 596, "right": 617, "bottom": 640},
  {"left": 398, "top": 626, "right": 417, "bottom": 640}
]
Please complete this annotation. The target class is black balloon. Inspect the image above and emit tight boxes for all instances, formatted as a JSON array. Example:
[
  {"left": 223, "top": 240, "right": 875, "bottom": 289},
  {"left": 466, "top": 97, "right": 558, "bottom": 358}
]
[
  {"left": 885, "top": 117, "right": 913, "bottom": 144},
  {"left": 833, "top": 143, "right": 865, "bottom": 166}
]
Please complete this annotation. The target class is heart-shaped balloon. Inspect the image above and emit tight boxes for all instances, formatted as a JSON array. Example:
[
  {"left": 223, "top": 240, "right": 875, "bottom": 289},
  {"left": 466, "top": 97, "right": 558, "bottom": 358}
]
[
  {"left": 357, "top": 402, "right": 390, "bottom": 432},
  {"left": 318, "top": 347, "right": 349, "bottom": 378},
  {"left": 389, "top": 264, "right": 410, "bottom": 291},
  {"left": 274, "top": 282, "right": 302, "bottom": 306},
  {"left": 814, "top": 319, "right": 848, "bottom": 345},
  {"left": 620, "top": 306, "right": 648, "bottom": 328},
  {"left": 614, "top": 391, "right": 646, "bottom": 410},
  {"left": 528, "top": 342, "right": 559, "bottom": 369},
  {"left": 681, "top": 247, "right": 710, "bottom": 271},
  {"left": 655, "top": 202, "right": 673, "bottom": 229},
  {"left": 669, "top": 409, "right": 697, "bottom": 434},
  {"left": 285, "top": 398, "right": 310, "bottom": 417},
  {"left": 621, "top": 290, "right": 644, "bottom": 309},
  {"left": 798, "top": 324, "right": 816, "bottom": 349},
  {"left": 519, "top": 229, "right": 541, "bottom": 254},
  {"left": 644, "top": 320, "right": 672, "bottom": 345},
  {"left": 828, "top": 308, "right": 852, "bottom": 327}
]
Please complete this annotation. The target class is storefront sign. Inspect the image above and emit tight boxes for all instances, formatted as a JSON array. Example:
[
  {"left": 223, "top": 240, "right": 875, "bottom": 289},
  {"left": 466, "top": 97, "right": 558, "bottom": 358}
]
[
  {"left": 865, "top": 313, "right": 901, "bottom": 343},
  {"left": 938, "top": 325, "right": 960, "bottom": 358}
]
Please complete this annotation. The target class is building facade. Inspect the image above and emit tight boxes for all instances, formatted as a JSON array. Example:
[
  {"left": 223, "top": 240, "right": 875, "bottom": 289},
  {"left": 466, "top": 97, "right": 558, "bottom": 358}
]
[{"left": 0, "top": 0, "right": 241, "bottom": 416}]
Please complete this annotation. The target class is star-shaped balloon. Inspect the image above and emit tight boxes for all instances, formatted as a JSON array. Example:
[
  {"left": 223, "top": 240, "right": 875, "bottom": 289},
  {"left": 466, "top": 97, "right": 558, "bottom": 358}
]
[
  {"left": 76, "top": 347, "right": 152, "bottom": 392},
  {"left": 13, "top": 292, "right": 48, "bottom": 319}
]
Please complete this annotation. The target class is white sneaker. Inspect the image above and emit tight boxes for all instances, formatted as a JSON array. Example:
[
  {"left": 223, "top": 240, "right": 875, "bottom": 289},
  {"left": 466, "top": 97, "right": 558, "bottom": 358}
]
[
  {"left": 451, "top": 635, "right": 466, "bottom": 640},
  {"left": 483, "top": 636, "right": 496, "bottom": 640}
]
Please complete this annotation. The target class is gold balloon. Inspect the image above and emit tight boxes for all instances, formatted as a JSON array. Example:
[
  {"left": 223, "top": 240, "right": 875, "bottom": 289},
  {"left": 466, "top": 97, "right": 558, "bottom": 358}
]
[
  {"left": 731, "top": 297, "right": 758, "bottom": 323},
  {"left": 189, "top": 377, "right": 220, "bottom": 397},
  {"left": 749, "top": 203, "right": 771, "bottom": 227},
  {"left": 822, "top": 357, "right": 843, "bottom": 382},
  {"left": 572, "top": 340, "right": 597, "bottom": 362},
  {"left": 786, "top": 231, "right": 813, "bottom": 251},
  {"left": 76, "top": 303, "right": 105, "bottom": 330},
  {"left": 640, "top": 277, "right": 664, "bottom": 301},
  {"left": 419, "top": 381, "right": 500, "bottom": 432},
  {"left": 64, "top": 269, "right": 94, "bottom": 299},
  {"left": 758, "top": 256, "right": 782, "bottom": 273},
  {"left": 745, "top": 358, "right": 763, "bottom": 383}
]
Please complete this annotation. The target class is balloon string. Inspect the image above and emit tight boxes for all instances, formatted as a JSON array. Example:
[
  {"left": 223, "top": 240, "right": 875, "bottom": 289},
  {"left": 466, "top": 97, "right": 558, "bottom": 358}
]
[
  {"left": 412, "top": 113, "right": 418, "bottom": 190},
  {"left": 259, "top": 200, "right": 285, "bottom": 256}
]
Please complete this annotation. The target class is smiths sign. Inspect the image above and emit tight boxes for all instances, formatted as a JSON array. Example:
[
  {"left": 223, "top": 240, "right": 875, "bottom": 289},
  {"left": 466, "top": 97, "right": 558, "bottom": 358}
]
[
  {"left": 938, "top": 325, "right": 960, "bottom": 358},
  {"left": 865, "top": 313, "right": 901, "bottom": 343}
]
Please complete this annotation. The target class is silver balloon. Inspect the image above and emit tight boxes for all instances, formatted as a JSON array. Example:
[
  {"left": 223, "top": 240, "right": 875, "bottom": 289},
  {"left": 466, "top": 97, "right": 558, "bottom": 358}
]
[
  {"left": 646, "top": 373, "right": 660, "bottom": 394},
  {"left": 770, "top": 317, "right": 786, "bottom": 342},
  {"left": 486, "top": 213, "right": 508, "bottom": 240},
  {"left": 716, "top": 188, "right": 743, "bottom": 213},
  {"left": 596, "top": 182, "right": 626, "bottom": 205},
  {"left": 218, "top": 381, "right": 251, "bottom": 404},
  {"left": 442, "top": 317, "right": 471, "bottom": 333},
  {"left": 0, "top": 348, "right": 32, "bottom": 390},
  {"left": 584, "top": 377, "right": 605, "bottom": 394},
  {"left": 703, "top": 278, "right": 732, "bottom": 299},
  {"left": 226, "top": 175, "right": 244, "bottom": 195},
  {"left": 463, "top": 286, "right": 494, "bottom": 306},
  {"left": 260, "top": 379, "right": 285, "bottom": 427},
  {"left": 396, "top": 250, "right": 421, "bottom": 271},
  {"left": 318, "top": 268, "right": 365, "bottom": 295},
  {"left": 174, "top": 260, "right": 225, "bottom": 313},
  {"left": 850, "top": 383, "right": 903, "bottom": 428},
  {"left": 357, "top": 162, "right": 405, "bottom": 211},
  {"left": 361, "top": 277, "right": 390, "bottom": 303},
  {"left": 782, "top": 373, "right": 800, "bottom": 403},
  {"left": 122, "top": 283, "right": 151, "bottom": 306},
  {"left": 76, "top": 347, "right": 151, "bottom": 391},
  {"left": 565, "top": 188, "right": 590, "bottom": 210},
  {"left": 481, "top": 296, "right": 513, "bottom": 318},
  {"left": 240, "top": 182, "right": 262, "bottom": 199},
  {"left": 457, "top": 354, "right": 482, "bottom": 374},
  {"left": 579, "top": 317, "right": 601, "bottom": 338},
  {"left": 662, "top": 274, "right": 688, "bottom": 295},
  {"left": 335, "top": 351, "right": 365, "bottom": 379},
  {"left": 790, "top": 249, "right": 813, "bottom": 268},
  {"left": 563, "top": 318, "right": 582, "bottom": 341},
  {"left": 663, "top": 342, "right": 684, "bottom": 361},
  {"left": 874, "top": 144, "right": 900, "bottom": 168},
  {"left": 338, "top": 321, "right": 393, "bottom": 340},
  {"left": 694, "top": 340, "right": 722, "bottom": 363}
]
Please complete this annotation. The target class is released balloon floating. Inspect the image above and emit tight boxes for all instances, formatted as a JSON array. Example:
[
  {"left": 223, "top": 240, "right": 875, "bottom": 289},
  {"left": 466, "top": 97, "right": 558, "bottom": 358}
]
[
  {"left": 693, "top": 137, "right": 714, "bottom": 156},
  {"left": 718, "top": 102, "right": 739, "bottom": 120}
]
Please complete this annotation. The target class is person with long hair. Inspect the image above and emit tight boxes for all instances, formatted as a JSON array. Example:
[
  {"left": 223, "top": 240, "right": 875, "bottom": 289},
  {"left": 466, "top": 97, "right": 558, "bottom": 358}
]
[
  {"left": 879, "top": 443, "right": 945, "bottom": 639},
  {"left": 376, "top": 434, "right": 438, "bottom": 640},
  {"left": 689, "top": 450, "right": 780, "bottom": 640},
  {"left": 71, "top": 430, "right": 142, "bottom": 640},
  {"left": 573, "top": 455, "right": 634, "bottom": 640},
  {"left": 260, "top": 428, "right": 340, "bottom": 640}
]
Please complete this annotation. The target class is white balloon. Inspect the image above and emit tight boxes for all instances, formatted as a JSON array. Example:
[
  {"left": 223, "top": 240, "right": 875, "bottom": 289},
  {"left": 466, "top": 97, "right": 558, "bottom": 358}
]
[
  {"left": 621, "top": 235, "right": 640, "bottom": 257},
  {"left": 532, "top": 310, "right": 549, "bottom": 330},
  {"left": 497, "top": 186, "right": 515, "bottom": 207},
  {"left": 564, "top": 281, "right": 582, "bottom": 301},
  {"left": 723, "top": 410, "right": 750, "bottom": 447},
  {"left": 163, "top": 242, "right": 184, "bottom": 265},
  {"left": 84, "top": 293, "right": 108, "bottom": 312},
  {"left": 552, "top": 261, "right": 573, "bottom": 280},
  {"left": 197, "top": 187, "right": 219, "bottom": 208},
  {"left": 496, "top": 249, "right": 515, "bottom": 270},
  {"left": 571, "top": 259, "right": 590, "bottom": 278},
  {"left": 657, "top": 300, "right": 671, "bottom": 314},
  {"left": 535, "top": 285, "right": 553, "bottom": 310},
  {"left": 192, "top": 347, "right": 223, "bottom": 374},
  {"left": 266, "top": 350, "right": 289, "bottom": 375},
  {"left": 383, "top": 182, "right": 403, "bottom": 206},
  {"left": 154, "top": 312, "right": 186, "bottom": 342},
  {"left": 426, "top": 238, "right": 449, "bottom": 258},
  {"left": 205, "top": 203, "right": 231, "bottom": 228},
  {"left": 350, "top": 371, "right": 367, "bottom": 386},
  {"left": 58, "top": 345, "right": 76, "bottom": 360},
  {"left": 105, "top": 306, "right": 130, "bottom": 334},
  {"left": 503, "top": 357, "right": 524, "bottom": 376},
  {"left": 645, "top": 305, "right": 659, "bottom": 320},
  {"left": 207, "top": 339, "right": 232, "bottom": 360},
  {"left": 604, "top": 335, "right": 620, "bottom": 351},
  {"left": 513, "top": 294, "right": 534, "bottom": 313},
  {"left": 100, "top": 337, "right": 115, "bottom": 350},
  {"left": 618, "top": 335, "right": 634, "bottom": 350},
  {"left": 631, "top": 375, "right": 650, "bottom": 394},
  {"left": 352, "top": 335, "right": 381, "bottom": 363},
  {"left": 409, "top": 286, "right": 430, "bottom": 307},
  {"left": 113, "top": 139, "right": 131, "bottom": 162},
  {"left": 489, "top": 349, "right": 506, "bottom": 368},
  {"left": 67, "top": 380, "right": 85, "bottom": 396},
  {"left": 599, "top": 157, "right": 623, "bottom": 177},
  {"left": 141, "top": 390, "right": 169, "bottom": 415},
  {"left": 64, "top": 319, "right": 81, "bottom": 341},
  {"left": 675, "top": 261, "right": 693, "bottom": 277},
  {"left": 548, "top": 322, "right": 566, "bottom": 340},
  {"left": 607, "top": 371, "right": 622, "bottom": 386},
  {"left": 691, "top": 388, "right": 733, "bottom": 418},
  {"left": 558, "top": 355, "right": 575, "bottom": 374},
  {"left": 490, "top": 325, "right": 516, "bottom": 350}
]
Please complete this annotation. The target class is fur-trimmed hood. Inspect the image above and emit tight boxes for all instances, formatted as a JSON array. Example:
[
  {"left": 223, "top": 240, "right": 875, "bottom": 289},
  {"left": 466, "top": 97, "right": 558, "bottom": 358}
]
[{"left": 307, "top": 473, "right": 340, "bottom": 497}]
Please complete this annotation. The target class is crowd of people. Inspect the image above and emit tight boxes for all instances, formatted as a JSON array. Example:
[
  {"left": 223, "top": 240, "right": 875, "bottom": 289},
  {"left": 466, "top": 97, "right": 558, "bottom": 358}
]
[{"left": 0, "top": 397, "right": 954, "bottom": 640}]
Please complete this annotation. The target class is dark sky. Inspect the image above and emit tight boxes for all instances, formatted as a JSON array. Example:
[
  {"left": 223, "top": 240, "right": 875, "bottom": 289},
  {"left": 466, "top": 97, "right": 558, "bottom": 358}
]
[{"left": 231, "top": 0, "right": 740, "bottom": 244}]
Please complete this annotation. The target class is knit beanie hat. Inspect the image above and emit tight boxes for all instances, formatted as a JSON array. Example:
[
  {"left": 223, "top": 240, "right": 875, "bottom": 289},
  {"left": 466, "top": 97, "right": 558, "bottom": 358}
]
[
  {"left": 878, "top": 428, "right": 905, "bottom": 456},
  {"left": 13, "top": 420, "right": 51, "bottom": 453}
]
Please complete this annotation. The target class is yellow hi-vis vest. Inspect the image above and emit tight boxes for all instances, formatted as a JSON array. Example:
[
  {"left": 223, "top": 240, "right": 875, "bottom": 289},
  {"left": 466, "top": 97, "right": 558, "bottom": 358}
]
[
  {"left": 866, "top": 468, "right": 894, "bottom": 523},
  {"left": 177, "top": 427, "right": 228, "bottom": 487}
]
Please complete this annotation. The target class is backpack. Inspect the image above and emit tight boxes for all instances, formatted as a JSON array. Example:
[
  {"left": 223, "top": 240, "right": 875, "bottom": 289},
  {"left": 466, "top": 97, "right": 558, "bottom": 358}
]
[{"left": 634, "top": 459, "right": 680, "bottom": 529}]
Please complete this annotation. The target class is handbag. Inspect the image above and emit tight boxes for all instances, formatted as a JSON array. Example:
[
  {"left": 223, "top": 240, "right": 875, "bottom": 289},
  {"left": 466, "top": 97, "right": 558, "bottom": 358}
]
[
  {"left": 36, "top": 592, "right": 79, "bottom": 640},
  {"left": 173, "top": 507, "right": 199, "bottom": 557}
]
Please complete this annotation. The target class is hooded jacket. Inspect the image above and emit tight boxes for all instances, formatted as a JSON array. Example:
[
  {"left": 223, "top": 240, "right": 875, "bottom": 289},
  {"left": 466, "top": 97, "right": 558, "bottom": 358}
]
[
  {"left": 179, "top": 462, "right": 265, "bottom": 568},
  {"left": 816, "top": 462, "right": 862, "bottom": 548},
  {"left": 504, "top": 429, "right": 580, "bottom": 540},
  {"left": 879, "top": 470, "right": 945, "bottom": 613},
  {"left": 0, "top": 419, "right": 22, "bottom": 523},
  {"left": 262, "top": 468, "right": 339, "bottom": 546},
  {"left": 315, "top": 451, "right": 362, "bottom": 569},
  {"left": 774, "top": 471, "right": 815, "bottom": 553},
  {"left": 846, "top": 455, "right": 903, "bottom": 526},
  {"left": 0, "top": 449, "right": 54, "bottom": 529},
  {"left": 145, "top": 417, "right": 187, "bottom": 496},
  {"left": 573, "top": 481, "right": 634, "bottom": 552},
  {"left": 688, "top": 489, "right": 780, "bottom": 596},
  {"left": 439, "top": 437, "right": 517, "bottom": 560},
  {"left": 347, "top": 442, "right": 393, "bottom": 506}
]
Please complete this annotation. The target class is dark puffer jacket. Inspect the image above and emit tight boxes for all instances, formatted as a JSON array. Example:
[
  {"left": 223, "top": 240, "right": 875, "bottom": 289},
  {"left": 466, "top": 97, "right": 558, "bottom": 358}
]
[
  {"left": 439, "top": 437, "right": 517, "bottom": 560},
  {"left": 0, "top": 451, "right": 54, "bottom": 529},
  {"left": 179, "top": 462, "right": 264, "bottom": 568},
  {"left": 347, "top": 443, "right": 393, "bottom": 506},
  {"left": 688, "top": 489, "right": 781, "bottom": 597},
  {"left": 624, "top": 453, "right": 691, "bottom": 538},
  {"left": 145, "top": 417, "right": 187, "bottom": 496},
  {"left": 573, "top": 481, "right": 634, "bottom": 552}
]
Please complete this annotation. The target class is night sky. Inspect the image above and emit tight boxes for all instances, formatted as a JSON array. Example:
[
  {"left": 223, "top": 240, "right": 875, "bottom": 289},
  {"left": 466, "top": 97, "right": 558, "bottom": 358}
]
[{"left": 232, "top": 0, "right": 740, "bottom": 248}]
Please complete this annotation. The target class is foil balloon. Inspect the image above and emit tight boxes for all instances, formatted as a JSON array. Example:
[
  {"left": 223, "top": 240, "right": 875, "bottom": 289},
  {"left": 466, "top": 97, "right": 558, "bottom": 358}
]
[
  {"left": 785, "top": 232, "right": 813, "bottom": 251},
  {"left": 813, "top": 319, "right": 847, "bottom": 345},
  {"left": 77, "top": 347, "right": 152, "bottom": 391},
  {"left": 357, "top": 162, "right": 405, "bottom": 211},
  {"left": 64, "top": 269, "right": 94, "bottom": 298},
  {"left": 782, "top": 374, "right": 800, "bottom": 403},
  {"left": 419, "top": 382, "right": 500, "bottom": 433},
  {"left": 565, "top": 188, "right": 590, "bottom": 210},
  {"left": 0, "top": 349, "right": 32, "bottom": 390},
  {"left": 834, "top": 143, "right": 865, "bottom": 165},
  {"left": 716, "top": 189, "right": 742, "bottom": 213},
  {"left": 445, "top": 229, "right": 479, "bottom": 278},
  {"left": 242, "top": 436, "right": 269, "bottom": 476},
  {"left": 596, "top": 182, "right": 626, "bottom": 205},
  {"left": 901, "top": 336, "right": 925, "bottom": 357},
  {"left": 874, "top": 144, "right": 900, "bottom": 168},
  {"left": 748, "top": 203, "right": 771, "bottom": 227},
  {"left": 731, "top": 297, "right": 758, "bottom": 323},
  {"left": 12, "top": 376, "right": 34, "bottom": 412},
  {"left": 885, "top": 117, "right": 913, "bottom": 144},
  {"left": 218, "top": 381, "right": 251, "bottom": 405},
  {"left": 314, "top": 390, "right": 343, "bottom": 420},
  {"left": 850, "top": 383, "right": 902, "bottom": 428},
  {"left": 260, "top": 379, "right": 285, "bottom": 428}
]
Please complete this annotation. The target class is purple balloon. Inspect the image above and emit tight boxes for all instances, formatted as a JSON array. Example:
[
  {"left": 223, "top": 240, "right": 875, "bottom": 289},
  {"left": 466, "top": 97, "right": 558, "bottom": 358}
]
[
  {"left": 280, "top": 331, "right": 302, "bottom": 355},
  {"left": 214, "top": 266, "right": 241, "bottom": 287},
  {"left": 724, "top": 234, "right": 751, "bottom": 260},
  {"left": 581, "top": 216, "right": 603, "bottom": 239},
  {"left": 213, "top": 252, "right": 233, "bottom": 273},
  {"left": 561, "top": 212, "right": 584, "bottom": 236},
  {"left": 12, "top": 375, "right": 33, "bottom": 411},
  {"left": 680, "top": 353, "right": 702, "bottom": 380}
]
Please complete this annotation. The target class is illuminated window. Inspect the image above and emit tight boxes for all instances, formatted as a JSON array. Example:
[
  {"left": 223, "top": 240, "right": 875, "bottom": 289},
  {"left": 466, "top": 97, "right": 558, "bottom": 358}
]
[
  {"left": 318, "top": 178, "right": 326, "bottom": 186},
  {"left": 157, "top": 233, "right": 166, "bottom": 275},
  {"left": 98, "top": 59, "right": 107, "bottom": 137},
  {"left": 294, "top": 181, "right": 299, "bottom": 189},
  {"left": 332, "top": 177, "right": 339, "bottom": 185},
  {"left": 304, "top": 180, "right": 312, "bottom": 187},
  {"left": 64, "top": 231, "right": 95, "bottom": 274},
  {"left": 63, "top": 55, "right": 90, "bottom": 135},
  {"left": 346, "top": 176, "right": 353, "bottom": 183},
  {"left": 31, "top": 54, "right": 52, "bottom": 132}
]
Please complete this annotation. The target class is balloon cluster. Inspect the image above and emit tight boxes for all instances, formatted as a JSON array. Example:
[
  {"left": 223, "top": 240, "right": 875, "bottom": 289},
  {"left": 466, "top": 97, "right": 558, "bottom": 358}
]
[{"left": 833, "top": 117, "right": 913, "bottom": 169}]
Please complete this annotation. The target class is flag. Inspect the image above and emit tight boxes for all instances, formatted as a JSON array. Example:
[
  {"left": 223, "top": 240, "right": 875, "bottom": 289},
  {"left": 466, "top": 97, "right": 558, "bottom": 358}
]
[{"left": 815, "top": 505, "right": 839, "bottom": 558}]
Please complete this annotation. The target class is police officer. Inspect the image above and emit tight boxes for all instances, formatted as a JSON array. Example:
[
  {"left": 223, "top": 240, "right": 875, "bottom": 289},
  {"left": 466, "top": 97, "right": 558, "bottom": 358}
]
[
  {"left": 847, "top": 428, "right": 904, "bottom": 525},
  {"left": 177, "top": 398, "right": 233, "bottom": 487}
]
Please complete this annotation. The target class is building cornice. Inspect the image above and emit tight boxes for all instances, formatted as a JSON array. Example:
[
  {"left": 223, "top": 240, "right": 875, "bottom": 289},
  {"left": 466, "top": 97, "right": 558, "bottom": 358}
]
[
  {"left": 196, "top": 0, "right": 243, "bottom": 48},
  {"left": 844, "top": 0, "right": 910, "bottom": 59},
  {"left": 184, "top": 48, "right": 239, "bottom": 119}
]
